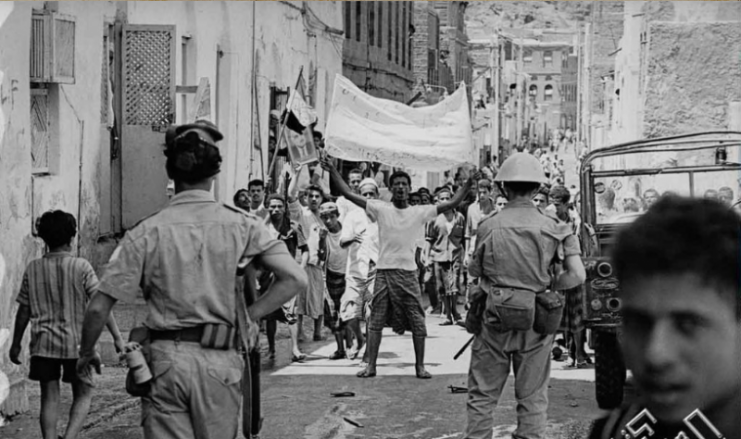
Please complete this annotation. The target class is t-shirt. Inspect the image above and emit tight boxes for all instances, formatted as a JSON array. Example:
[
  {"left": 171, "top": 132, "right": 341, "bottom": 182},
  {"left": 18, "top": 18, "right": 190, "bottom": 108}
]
[
  {"left": 366, "top": 200, "right": 437, "bottom": 271},
  {"left": 337, "top": 196, "right": 362, "bottom": 222},
  {"left": 326, "top": 230, "right": 348, "bottom": 273}
]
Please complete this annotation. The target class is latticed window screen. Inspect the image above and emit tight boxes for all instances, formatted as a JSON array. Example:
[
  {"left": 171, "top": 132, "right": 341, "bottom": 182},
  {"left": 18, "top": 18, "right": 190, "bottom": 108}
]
[
  {"left": 123, "top": 26, "right": 175, "bottom": 128},
  {"left": 31, "top": 89, "right": 50, "bottom": 172}
]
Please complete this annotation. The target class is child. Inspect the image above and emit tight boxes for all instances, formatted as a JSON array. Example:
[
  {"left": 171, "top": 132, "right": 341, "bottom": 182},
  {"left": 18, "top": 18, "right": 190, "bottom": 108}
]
[{"left": 9, "top": 210, "right": 124, "bottom": 439}]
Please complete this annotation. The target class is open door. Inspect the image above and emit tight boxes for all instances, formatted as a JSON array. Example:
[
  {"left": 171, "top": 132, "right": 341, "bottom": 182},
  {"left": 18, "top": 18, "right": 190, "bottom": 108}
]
[{"left": 120, "top": 24, "right": 175, "bottom": 229}]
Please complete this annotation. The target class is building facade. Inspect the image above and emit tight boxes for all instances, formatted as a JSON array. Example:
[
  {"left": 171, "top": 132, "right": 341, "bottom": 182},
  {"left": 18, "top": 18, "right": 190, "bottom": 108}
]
[
  {"left": 342, "top": 1, "right": 415, "bottom": 102},
  {"left": 560, "top": 53, "right": 578, "bottom": 132},
  {"left": 0, "top": 0, "right": 343, "bottom": 415},
  {"left": 432, "top": 1, "right": 471, "bottom": 94}
]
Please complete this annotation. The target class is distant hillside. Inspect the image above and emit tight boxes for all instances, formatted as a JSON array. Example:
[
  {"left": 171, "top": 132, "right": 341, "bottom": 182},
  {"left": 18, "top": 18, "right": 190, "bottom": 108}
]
[{"left": 466, "top": 1, "right": 598, "bottom": 39}]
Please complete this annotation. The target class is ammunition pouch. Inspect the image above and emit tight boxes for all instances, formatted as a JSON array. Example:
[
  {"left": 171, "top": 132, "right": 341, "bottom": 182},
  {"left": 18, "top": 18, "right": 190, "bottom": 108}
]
[
  {"left": 483, "top": 287, "right": 536, "bottom": 332},
  {"left": 533, "top": 291, "right": 564, "bottom": 335}
]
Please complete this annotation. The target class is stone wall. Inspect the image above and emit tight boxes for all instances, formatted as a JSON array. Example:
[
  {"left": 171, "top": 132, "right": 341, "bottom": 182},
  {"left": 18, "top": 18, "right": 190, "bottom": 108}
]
[{"left": 643, "top": 22, "right": 741, "bottom": 138}]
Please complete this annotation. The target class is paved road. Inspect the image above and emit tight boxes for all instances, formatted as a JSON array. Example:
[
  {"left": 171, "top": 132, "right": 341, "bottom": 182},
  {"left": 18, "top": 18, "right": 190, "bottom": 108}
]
[{"left": 2, "top": 313, "right": 603, "bottom": 439}]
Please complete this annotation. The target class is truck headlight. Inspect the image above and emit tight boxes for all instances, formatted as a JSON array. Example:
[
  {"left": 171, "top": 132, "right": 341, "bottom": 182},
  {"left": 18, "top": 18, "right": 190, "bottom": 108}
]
[
  {"left": 597, "top": 262, "right": 613, "bottom": 277},
  {"left": 591, "top": 299, "right": 603, "bottom": 311}
]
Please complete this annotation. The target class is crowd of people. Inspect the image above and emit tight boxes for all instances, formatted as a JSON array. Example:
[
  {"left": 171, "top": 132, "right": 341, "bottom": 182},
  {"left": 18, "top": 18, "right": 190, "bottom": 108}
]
[{"left": 7, "top": 118, "right": 739, "bottom": 439}]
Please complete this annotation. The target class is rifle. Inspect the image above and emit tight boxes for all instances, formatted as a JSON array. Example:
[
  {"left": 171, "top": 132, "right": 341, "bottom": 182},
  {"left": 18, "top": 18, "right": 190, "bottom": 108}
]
[{"left": 237, "top": 264, "right": 263, "bottom": 438}]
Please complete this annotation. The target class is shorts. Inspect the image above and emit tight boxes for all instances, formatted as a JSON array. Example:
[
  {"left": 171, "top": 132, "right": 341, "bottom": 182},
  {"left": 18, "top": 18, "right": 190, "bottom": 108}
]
[
  {"left": 434, "top": 260, "right": 460, "bottom": 296},
  {"left": 29, "top": 356, "right": 79, "bottom": 383},
  {"left": 324, "top": 270, "right": 347, "bottom": 333},
  {"left": 342, "top": 266, "right": 376, "bottom": 322}
]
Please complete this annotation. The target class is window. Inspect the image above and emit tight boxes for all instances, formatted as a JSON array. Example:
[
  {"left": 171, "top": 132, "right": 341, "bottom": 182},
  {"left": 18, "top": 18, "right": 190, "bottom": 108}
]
[
  {"left": 544, "top": 84, "right": 554, "bottom": 101},
  {"left": 523, "top": 49, "right": 532, "bottom": 64},
  {"left": 529, "top": 84, "right": 538, "bottom": 99},
  {"left": 388, "top": 1, "right": 392, "bottom": 61},
  {"left": 30, "top": 10, "right": 76, "bottom": 84},
  {"left": 544, "top": 51, "right": 553, "bottom": 66},
  {"left": 545, "top": 75, "right": 552, "bottom": 81},
  {"left": 401, "top": 2, "right": 406, "bottom": 67},
  {"left": 30, "top": 87, "right": 51, "bottom": 174},
  {"left": 356, "top": 1, "right": 361, "bottom": 42},
  {"left": 395, "top": 1, "right": 400, "bottom": 64},
  {"left": 377, "top": 2, "right": 382, "bottom": 48},
  {"left": 344, "top": 2, "right": 351, "bottom": 39},
  {"left": 369, "top": 2, "right": 375, "bottom": 46}
]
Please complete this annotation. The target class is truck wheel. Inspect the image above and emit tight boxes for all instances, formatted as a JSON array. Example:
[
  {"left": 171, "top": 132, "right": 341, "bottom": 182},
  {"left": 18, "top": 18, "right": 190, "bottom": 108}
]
[{"left": 594, "top": 330, "right": 626, "bottom": 409}]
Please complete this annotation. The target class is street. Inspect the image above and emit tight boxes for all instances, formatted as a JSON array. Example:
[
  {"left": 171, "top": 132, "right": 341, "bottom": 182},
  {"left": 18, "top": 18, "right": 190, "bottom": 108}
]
[{"left": 3, "top": 312, "right": 601, "bottom": 439}]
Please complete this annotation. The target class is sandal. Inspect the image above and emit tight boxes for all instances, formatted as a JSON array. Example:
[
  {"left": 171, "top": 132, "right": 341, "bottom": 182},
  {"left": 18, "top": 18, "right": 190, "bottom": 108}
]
[
  {"left": 416, "top": 369, "right": 432, "bottom": 379},
  {"left": 329, "top": 350, "right": 346, "bottom": 360},
  {"left": 291, "top": 354, "right": 306, "bottom": 363},
  {"left": 357, "top": 368, "right": 376, "bottom": 378},
  {"left": 439, "top": 320, "right": 454, "bottom": 326}
]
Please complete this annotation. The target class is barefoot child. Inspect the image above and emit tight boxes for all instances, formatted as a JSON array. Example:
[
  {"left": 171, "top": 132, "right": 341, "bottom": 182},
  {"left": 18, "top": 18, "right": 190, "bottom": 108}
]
[{"left": 9, "top": 210, "right": 124, "bottom": 439}]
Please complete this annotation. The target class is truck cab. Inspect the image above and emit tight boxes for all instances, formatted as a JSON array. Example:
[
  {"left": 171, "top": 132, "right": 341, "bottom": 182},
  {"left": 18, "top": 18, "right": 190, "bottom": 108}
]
[{"left": 578, "top": 131, "right": 741, "bottom": 409}]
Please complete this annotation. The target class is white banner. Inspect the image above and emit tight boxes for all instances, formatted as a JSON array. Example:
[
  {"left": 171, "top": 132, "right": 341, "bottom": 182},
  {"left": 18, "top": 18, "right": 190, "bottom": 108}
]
[{"left": 324, "top": 74, "right": 475, "bottom": 172}]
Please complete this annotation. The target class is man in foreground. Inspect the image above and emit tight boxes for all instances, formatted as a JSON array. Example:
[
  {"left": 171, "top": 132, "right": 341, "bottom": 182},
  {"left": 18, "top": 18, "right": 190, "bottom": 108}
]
[
  {"left": 76, "top": 120, "right": 307, "bottom": 439},
  {"left": 322, "top": 155, "right": 477, "bottom": 379},
  {"left": 589, "top": 197, "right": 740, "bottom": 439}
]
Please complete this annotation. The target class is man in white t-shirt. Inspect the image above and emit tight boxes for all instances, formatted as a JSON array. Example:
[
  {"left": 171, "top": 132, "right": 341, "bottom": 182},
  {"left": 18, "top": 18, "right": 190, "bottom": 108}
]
[
  {"left": 340, "top": 178, "right": 380, "bottom": 361},
  {"left": 322, "top": 156, "right": 478, "bottom": 379}
]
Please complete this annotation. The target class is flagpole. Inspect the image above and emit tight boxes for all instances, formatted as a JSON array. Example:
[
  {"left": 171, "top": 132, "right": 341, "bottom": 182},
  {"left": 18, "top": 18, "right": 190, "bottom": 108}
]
[{"left": 267, "top": 66, "right": 304, "bottom": 193}]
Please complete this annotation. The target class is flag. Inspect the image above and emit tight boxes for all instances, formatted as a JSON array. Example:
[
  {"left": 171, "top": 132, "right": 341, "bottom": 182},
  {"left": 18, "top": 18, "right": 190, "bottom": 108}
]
[
  {"left": 277, "top": 71, "right": 319, "bottom": 166},
  {"left": 324, "top": 74, "right": 476, "bottom": 172}
]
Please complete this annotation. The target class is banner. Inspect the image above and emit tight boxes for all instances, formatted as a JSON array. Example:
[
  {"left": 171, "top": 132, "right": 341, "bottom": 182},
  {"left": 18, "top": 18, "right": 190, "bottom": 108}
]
[{"left": 325, "top": 74, "right": 475, "bottom": 172}]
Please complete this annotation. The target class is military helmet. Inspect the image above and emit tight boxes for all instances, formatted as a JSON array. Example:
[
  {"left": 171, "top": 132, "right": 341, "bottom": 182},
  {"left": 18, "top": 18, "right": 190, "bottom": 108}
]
[{"left": 494, "top": 153, "right": 548, "bottom": 184}]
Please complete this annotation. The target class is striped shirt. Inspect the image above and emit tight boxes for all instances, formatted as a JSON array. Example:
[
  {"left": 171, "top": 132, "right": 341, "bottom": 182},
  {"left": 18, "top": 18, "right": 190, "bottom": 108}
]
[{"left": 16, "top": 252, "right": 99, "bottom": 359}]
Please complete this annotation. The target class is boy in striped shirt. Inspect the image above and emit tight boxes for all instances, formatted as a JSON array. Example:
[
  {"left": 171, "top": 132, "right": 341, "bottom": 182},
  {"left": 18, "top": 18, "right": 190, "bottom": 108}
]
[{"left": 9, "top": 210, "right": 124, "bottom": 439}]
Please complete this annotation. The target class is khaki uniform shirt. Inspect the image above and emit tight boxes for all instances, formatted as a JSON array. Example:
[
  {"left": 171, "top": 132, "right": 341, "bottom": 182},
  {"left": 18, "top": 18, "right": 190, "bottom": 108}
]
[
  {"left": 471, "top": 199, "right": 580, "bottom": 293},
  {"left": 98, "top": 190, "right": 288, "bottom": 330}
]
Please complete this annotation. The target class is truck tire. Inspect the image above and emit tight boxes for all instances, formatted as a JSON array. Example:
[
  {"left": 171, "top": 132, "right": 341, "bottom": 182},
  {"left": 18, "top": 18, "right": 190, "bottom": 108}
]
[{"left": 594, "top": 330, "right": 626, "bottom": 409}]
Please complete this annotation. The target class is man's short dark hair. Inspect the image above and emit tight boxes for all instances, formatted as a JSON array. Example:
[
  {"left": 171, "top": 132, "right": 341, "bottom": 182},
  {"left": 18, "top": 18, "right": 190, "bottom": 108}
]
[
  {"left": 477, "top": 179, "right": 492, "bottom": 191},
  {"left": 388, "top": 171, "right": 411, "bottom": 187},
  {"left": 549, "top": 185, "right": 571, "bottom": 204},
  {"left": 233, "top": 189, "right": 248, "bottom": 205},
  {"left": 612, "top": 197, "right": 741, "bottom": 318},
  {"left": 36, "top": 210, "right": 77, "bottom": 248},
  {"left": 348, "top": 168, "right": 364, "bottom": 177},
  {"left": 305, "top": 184, "right": 325, "bottom": 199},
  {"left": 417, "top": 187, "right": 431, "bottom": 195},
  {"left": 266, "top": 194, "right": 286, "bottom": 207},
  {"left": 248, "top": 179, "right": 264, "bottom": 190}
]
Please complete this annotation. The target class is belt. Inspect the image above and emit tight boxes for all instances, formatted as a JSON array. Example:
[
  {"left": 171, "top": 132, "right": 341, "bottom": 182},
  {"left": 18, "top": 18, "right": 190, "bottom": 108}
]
[{"left": 150, "top": 326, "right": 204, "bottom": 343}]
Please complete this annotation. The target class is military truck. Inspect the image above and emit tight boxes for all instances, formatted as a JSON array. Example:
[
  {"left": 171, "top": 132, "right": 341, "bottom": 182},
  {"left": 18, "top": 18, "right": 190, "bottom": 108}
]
[{"left": 578, "top": 131, "right": 741, "bottom": 409}]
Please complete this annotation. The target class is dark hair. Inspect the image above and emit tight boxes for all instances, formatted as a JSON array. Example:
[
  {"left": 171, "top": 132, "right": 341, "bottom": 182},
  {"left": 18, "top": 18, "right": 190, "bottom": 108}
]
[
  {"left": 435, "top": 186, "right": 453, "bottom": 197},
  {"left": 233, "top": 189, "right": 249, "bottom": 205},
  {"left": 477, "top": 179, "right": 492, "bottom": 190},
  {"left": 348, "top": 168, "right": 364, "bottom": 178},
  {"left": 388, "top": 171, "right": 411, "bottom": 187},
  {"left": 409, "top": 192, "right": 420, "bottom": 199},
  {"left": 612, "top": 197, "right": 741, "bottom": 318},
  {"left": 36, "top": 210, "right": 77, "bottom": 248},
  {"left": 503, "top": 182, "right": 540, "bottom": 197},
  {"left": 266, "top": 194, "right": 286, "bottom": 207},
  {"left": 248, "top": 179, "right": 264, "bottom": 190},
  {"left": 549, "top": 185, "right": 571, "bottom": 204},
  {"left": 305, "top": 184, "right": 325, "bottom": 200},
  {"left": 536, "top": 185, "right": 550, "bottom": 198},
  {"left": 417, "top": 187, "right": 431, "bottom": 195}
]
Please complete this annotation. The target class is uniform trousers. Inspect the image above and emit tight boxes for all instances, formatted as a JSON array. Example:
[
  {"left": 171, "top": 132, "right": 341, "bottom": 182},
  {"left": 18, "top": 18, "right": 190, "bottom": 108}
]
[
  {"left": 142, "top": 340, "right": 244, "bottom": 439},
  {"left": 464, "top": 326, "right": 554, "bottom": 439}
]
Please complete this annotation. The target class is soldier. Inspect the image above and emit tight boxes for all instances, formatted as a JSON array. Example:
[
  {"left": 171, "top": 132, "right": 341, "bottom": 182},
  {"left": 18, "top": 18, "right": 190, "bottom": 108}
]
[
  {"left": 75, "top": 120, "right": 307, "bottom": 439},
  {"left": 463, "top": 153, "right": 585, "bottom": 439}
]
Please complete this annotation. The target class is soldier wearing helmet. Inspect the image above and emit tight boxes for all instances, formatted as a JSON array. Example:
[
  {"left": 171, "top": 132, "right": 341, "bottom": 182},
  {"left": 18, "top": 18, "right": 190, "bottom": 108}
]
[
  {"left": 76, "top": 120, "right": 308, "bottom": 439},
  {"left": 463, "top": 153, "right": 586, "bottom": 439}
]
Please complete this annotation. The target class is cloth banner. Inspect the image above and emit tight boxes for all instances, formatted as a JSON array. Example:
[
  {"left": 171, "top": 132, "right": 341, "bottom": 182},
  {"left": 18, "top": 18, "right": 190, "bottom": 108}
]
[{"left": 325, "top": 74, "right": 475, "bottom": 172}]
